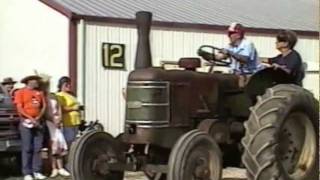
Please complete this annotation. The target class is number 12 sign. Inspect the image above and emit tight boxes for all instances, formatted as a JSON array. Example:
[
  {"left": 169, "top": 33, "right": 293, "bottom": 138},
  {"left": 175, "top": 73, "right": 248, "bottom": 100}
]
[{"left": 102, "top": 43, "right": 126, "bottom": 70}]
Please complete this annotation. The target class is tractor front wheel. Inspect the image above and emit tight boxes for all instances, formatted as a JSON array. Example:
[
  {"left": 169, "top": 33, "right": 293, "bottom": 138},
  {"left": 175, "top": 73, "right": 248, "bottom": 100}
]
[
  {"left": 70, "top": 131, "right": 124, "bottom": 180},
  {"left": 168, "top": 129, "right": 222, "bottom": 180}
]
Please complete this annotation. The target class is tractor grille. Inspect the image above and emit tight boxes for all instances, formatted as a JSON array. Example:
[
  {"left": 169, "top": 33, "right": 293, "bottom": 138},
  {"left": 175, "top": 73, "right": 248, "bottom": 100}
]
[{"left": 126, "top": 81, "right": 170, "bottom": 128}]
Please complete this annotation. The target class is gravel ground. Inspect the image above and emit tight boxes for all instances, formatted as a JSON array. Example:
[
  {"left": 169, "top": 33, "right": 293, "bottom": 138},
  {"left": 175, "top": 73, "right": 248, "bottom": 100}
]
[
  {"left": 0, "top": 157, "right": 246, "bottom": 180},
  {"left": 0, "top": 168, "right": 247, "bottom": 180},
  {"left": 125, "top": 168, "right": 247, "bottom": 180}
]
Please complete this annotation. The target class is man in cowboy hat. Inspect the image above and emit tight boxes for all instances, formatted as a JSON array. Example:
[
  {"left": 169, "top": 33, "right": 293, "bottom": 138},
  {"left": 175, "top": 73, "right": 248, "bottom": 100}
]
[
  {"left": 14, "top": 75, "right": 47, "bottom": 180},
  {"left": 1, "top": 77, "right": 17, "bottom": 95}
]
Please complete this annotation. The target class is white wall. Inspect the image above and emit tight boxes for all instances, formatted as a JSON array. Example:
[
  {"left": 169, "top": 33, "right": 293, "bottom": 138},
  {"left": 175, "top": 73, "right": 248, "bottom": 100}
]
[
  {"left": 81, "top": 23, "right": 136, "bottom": 136},
  {"left": 0, "top": 0, "right": 69, "bottom": 91}
]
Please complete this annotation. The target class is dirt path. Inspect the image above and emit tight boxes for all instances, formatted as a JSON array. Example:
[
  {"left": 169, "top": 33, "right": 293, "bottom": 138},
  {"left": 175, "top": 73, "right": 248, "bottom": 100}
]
[
  {"left": 0, "top": 168, "right": 247, "bottom": 180},
  {"left": 125, "top": 167, "right": 247, "bottom": 180}
]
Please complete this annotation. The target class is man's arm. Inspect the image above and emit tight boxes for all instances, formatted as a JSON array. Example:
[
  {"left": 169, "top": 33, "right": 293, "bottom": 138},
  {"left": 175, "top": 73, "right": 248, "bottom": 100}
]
[
  {"left": 225, "top": 50, "right": 250, "bottom": 63},
  {"left": 16, "top": 104, "right": 34, "bottom": 120},
  {"left": 221, "top": 42, "right": 254, "bottom": 63},
  {"left": 35, "top": 93, "right": 46, "bottom": 121},
  {"left": 214, "top": 52, "right": 228, "bottom": 60}
]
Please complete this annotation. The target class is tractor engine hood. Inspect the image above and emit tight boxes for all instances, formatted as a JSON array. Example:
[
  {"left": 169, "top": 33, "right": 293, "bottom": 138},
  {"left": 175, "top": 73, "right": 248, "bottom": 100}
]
[{"left": 126, "top": 67, "right": 241, "bottom": 129}]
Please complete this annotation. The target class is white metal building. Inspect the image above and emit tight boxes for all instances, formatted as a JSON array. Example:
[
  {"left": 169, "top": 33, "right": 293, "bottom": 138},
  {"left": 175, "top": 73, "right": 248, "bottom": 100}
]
[{"left": 0, "top": 0, "right": 319, "bottom": 136}]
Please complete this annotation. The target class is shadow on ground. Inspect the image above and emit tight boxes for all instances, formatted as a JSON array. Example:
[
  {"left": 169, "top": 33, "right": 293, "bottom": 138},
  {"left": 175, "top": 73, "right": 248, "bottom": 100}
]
[{"left": 0, "top": 157, "right": 71, "bottom": 180}]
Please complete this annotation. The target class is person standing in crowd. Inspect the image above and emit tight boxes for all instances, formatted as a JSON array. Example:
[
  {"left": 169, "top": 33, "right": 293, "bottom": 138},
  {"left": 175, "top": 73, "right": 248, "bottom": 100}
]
[
  {"left": 14, "top": 75, "right": 47, "bottom": 180},
  {"left": 55, "top": 76, "right": 81, "bottom": 147},
  {"left": 215, "top": 22, "right": 259, "bottom": 74},
  {"left": 1, "top": 77, "right": 17, "bottom": 95},
  {"left": 46, "top": 92, "right": 70, "bottom": 177},
  {"left": 266, "top": 30, "right": 304, "bottom": 86},
  {"left": 39, "top": 75, "right": 70, "bottom": 178}
]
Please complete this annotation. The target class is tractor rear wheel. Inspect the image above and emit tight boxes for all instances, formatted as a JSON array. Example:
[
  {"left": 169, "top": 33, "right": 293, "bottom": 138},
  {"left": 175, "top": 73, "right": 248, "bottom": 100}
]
[
  {"left": 168, "top": 129, "right": 222, "bottom": 180},
  {"left": 70, "top": 131, "right": 124, "bottom": 180},
  {"left": 242, "top": 84, "right": 319, "bottom": 180}
]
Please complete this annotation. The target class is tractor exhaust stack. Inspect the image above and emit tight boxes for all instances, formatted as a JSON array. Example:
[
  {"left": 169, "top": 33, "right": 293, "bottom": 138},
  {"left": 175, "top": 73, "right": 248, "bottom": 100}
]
[{"left": 134, "top": 11, "right": 153, "bottom": 69}]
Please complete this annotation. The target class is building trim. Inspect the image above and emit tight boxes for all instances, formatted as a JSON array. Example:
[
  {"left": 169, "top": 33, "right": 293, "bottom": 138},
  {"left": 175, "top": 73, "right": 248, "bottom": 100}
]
[
  {"left": 40, "top": 0, "right": 319, "bottom": 37},
  {"left": 77, "top": 15, "right": 319, "bottom": 37},
  {"left": 41, "top": 0, "right": 78, "bottom": 93},
  {"left": 40, "top": 0, "right": 75, "bottom": 19},
  {"left": 69, "top": 20, "right": 78, "bottom": 95}
]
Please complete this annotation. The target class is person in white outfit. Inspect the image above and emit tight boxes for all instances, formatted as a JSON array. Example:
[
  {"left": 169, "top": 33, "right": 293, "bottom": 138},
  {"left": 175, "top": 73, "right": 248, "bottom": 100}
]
[
  {"left": 39, "top": 74, "right": 70, "bottom": 178},
  {"left": 45, "top": 93, "right": 70, "bottom": 177}
]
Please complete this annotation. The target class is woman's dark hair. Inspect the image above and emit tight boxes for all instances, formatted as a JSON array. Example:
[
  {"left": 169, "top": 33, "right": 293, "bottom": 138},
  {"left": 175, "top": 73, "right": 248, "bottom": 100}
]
[
  {"left": 276, "top": 30, "right": 298, "bottom": 49},
  {"left": 57, "top": 76, "right": 71, "bottom": 92}
]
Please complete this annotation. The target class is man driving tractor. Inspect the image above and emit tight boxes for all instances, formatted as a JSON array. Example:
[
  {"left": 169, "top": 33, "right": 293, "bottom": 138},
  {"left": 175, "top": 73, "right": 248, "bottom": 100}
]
[
  {"left": 213, "top": 24, "right": 305, "bottom": 87},
  {"left": 216, "top": 22, "right": 259, "bottom": 74}
]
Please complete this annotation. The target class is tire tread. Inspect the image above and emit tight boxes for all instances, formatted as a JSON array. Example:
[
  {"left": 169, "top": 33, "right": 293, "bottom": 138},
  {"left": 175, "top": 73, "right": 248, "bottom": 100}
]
[{"left": 242, "top": 84, "right": 319, "bottom": 180}]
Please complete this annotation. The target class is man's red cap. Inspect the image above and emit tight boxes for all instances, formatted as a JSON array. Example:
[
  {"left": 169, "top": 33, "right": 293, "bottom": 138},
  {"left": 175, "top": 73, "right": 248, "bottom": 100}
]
[{"left": 228, "top": 22, "right": 245, "bottom": 38}]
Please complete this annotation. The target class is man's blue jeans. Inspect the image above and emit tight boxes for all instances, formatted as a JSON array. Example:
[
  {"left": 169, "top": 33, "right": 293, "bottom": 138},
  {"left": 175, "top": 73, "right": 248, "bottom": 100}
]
[{"left": 19, "top": 123, "right": 44, "bottom": 175}]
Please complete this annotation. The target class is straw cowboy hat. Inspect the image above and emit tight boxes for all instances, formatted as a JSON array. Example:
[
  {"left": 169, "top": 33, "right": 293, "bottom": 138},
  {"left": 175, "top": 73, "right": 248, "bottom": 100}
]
[
  {"left": 20, "top": 75, "right": 42, "bottom": 84},
  {"left": 35, "top": 72, "right": 52, "bottom": 91},
  {"left": 1, "top": 77, "right": 17, "bottom": 85},
  {"left": 38, "top": 73, "right": 51, "bottom": 84},
  {"left": 33, "top": 70, "right": 51, "bottom": 84}
]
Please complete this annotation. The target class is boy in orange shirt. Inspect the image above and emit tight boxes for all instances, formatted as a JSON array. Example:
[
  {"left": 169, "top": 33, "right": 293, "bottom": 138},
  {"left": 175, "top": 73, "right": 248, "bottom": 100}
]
[{"left": 15, "top": 75, "right": 47, "bottom": 180}]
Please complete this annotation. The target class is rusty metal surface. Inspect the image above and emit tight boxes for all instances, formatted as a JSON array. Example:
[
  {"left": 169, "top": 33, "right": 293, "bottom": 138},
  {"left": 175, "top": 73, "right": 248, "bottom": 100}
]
[
  {"left": 122, "top": 126, "right": 189, "bottom": 148},
  {"left": 135, "top": 11, "right": 152, "bottom": 69},
  {"left": 127, "top": 68, "right": 240, "bottom": 123},
  {"left": 197, "top": 119, "right": 231, "bottom": 144}
]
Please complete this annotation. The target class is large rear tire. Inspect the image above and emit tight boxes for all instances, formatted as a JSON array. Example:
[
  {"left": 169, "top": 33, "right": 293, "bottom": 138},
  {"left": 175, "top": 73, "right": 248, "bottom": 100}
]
[
  {"left": 242, "top": 84, "right": 319, "bottom": 180},
  {"left": 70, "top": 131, "right": 124, "bottom": 180},
  {"left": 168, "top": 129, "right": 222, "bottom": 180}
]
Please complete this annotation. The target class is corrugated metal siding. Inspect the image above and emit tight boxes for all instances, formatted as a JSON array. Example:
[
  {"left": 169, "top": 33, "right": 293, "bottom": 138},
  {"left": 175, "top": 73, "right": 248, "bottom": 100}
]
[
  {"left": 304, "top": 73, "right": 319, "bottom": 100},
  {"left": 82, "top": 23, "right": 319, "bottom": 136},
  {"left": 53, "top": 0, "right": 318, "bottom": 32},
  {"left": 83, "top": 23, "right": 137, "bottom": 135}
]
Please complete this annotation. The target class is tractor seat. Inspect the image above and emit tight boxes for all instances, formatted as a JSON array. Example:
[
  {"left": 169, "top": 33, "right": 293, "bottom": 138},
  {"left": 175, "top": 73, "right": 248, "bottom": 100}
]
[{"left": 178, "top": 58, "right": 201, "bottom": 71}]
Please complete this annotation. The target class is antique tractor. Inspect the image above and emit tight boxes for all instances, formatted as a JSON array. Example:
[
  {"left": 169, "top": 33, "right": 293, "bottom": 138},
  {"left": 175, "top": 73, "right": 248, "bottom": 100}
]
[{"left": 70, "top": 11, "right": 319, "bottom": 180}]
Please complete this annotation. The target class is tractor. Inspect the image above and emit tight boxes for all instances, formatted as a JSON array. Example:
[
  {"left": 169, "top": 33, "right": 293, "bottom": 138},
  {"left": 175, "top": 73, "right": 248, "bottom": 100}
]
[{"left": 69, "top": 11, "right": 318, "bottom": 180}]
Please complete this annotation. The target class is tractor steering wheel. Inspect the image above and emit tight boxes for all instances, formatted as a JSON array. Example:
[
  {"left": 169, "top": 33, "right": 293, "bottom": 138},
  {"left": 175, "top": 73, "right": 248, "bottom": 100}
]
[{"left": 197, "top": 45, "right": 232, "bottom": 67}]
